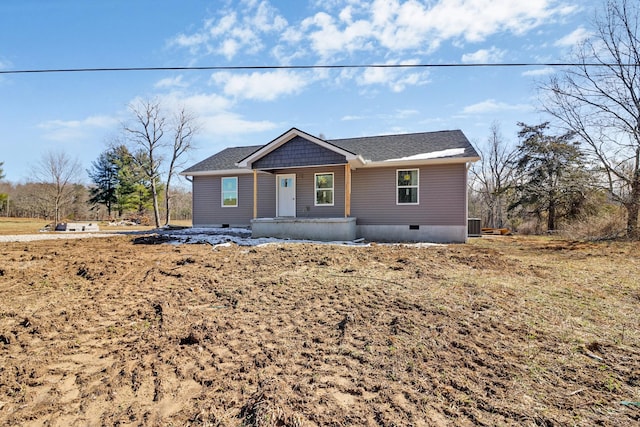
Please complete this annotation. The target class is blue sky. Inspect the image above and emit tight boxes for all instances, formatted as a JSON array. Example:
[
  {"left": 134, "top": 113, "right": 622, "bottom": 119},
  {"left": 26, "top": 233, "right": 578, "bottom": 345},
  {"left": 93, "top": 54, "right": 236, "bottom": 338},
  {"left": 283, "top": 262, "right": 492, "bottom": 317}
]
[{"left": 0, "top": 0, "right": 596, "bottom": 183}]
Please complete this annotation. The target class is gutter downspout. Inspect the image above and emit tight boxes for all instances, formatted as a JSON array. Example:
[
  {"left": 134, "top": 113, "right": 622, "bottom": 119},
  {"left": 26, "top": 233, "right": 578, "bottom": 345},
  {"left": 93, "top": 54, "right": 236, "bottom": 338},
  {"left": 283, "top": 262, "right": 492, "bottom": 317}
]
[{"left": 465, "top": 162, "right": 472, "bottom": 242}]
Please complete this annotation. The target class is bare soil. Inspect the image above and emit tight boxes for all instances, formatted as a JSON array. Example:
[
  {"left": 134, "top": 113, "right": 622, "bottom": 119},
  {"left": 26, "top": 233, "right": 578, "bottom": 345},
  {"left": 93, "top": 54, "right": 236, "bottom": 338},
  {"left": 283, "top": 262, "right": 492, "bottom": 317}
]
[{"left": 0, "top": 235, "right": 638, "bottom": 426}]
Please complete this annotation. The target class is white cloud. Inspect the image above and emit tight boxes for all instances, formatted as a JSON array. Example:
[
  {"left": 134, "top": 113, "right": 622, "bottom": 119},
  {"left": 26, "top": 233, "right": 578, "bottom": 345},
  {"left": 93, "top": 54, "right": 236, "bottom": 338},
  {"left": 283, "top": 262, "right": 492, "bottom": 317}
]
[
  {"left": 170, "top": 32, "right": 209, "bottom": 50},
  {"left": 555, "top": 26, "right": 591, "bottom": 47},
  {"left": 425, "top": 0, "right": 561, "bottom": 42},
  {"left": 301, "top": 11, "right": 373, "bottom": 59},
  {"left": 164, "top": 0, "right": 579, "bottom": 107},
  {"left": 198, "top": 113, "right": 276, "bottom": 137},
  {"left": 172, "top": 0, "right": 573, "bottom": 63},
  {"left": 150, "top": 91, "right": 277, "bottom": 138},
  {"left": 462, "top": 99, "right": 533, "bottom": 115},
  {"left": 38, "top": 115, "right": 118, "bottom": 142},
  {"left": 210, "top": 70, "right": 311, "bottom": 101},
  {"left": 155, "top": 92, "right": 232, "bottom": 117},
  {"left": 341, "top": 109, "right": 418, "bottom": 122},
  {"left": 154, "top": 75, "right": 189, "bottom": 89},
  {"left": 318, "top": 0, "right": 575, "bottom": 55},
  {"left": 358, "top": 60, "right": 430, "bottom": 92},
  {"left": 341, "top": 114, "right": 365, "bottom": 121},
  {"left": 394, "top": 109, "right": 419, "bottom": 119},
  {"left": 168, "top": 0, "right": 287, "bottom": 60},
  {"left": 522, "top": 67, "right": 555, "bottom": 77},
  {"left": 461, "top": 46, "right": 506, "bottom": 63}
]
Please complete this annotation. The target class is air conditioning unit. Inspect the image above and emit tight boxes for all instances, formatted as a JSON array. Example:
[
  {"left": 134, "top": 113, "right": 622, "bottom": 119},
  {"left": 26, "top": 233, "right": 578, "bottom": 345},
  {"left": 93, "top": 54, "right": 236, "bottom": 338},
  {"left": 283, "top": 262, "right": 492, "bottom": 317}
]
[{"left": 468, "top": 218, "right": 481, "bottom": 237}]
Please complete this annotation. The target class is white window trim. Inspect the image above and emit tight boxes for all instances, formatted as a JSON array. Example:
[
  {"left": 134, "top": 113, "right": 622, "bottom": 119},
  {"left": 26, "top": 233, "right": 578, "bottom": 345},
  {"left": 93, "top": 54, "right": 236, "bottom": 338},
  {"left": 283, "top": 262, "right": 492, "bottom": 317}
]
[
  {"left": 314, "top": 172, "right": 335, "bottom": 206},
  {"left": 396, "top": 169, "right": 419, "bottom": 205},
  {"left": 221, "top": 176, "right": 238, "bottom": 207}
]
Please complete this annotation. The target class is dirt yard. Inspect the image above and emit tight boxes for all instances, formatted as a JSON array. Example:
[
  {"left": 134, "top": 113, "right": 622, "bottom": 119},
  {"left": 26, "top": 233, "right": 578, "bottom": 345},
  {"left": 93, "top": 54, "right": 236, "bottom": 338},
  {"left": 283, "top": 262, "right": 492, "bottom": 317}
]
[{"left": 0, "top": 234, "right": 638, "bottom": 426}]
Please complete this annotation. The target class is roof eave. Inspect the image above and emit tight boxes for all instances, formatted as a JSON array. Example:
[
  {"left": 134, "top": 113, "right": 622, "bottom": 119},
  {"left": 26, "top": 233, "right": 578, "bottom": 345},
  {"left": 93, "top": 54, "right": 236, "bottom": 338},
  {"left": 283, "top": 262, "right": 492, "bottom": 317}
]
[
  {"left": 348, "top": 155, "right": 366, "bottom": 169},
  {"left": 363, "top": 156, "right": 481, "bottom": 168}
]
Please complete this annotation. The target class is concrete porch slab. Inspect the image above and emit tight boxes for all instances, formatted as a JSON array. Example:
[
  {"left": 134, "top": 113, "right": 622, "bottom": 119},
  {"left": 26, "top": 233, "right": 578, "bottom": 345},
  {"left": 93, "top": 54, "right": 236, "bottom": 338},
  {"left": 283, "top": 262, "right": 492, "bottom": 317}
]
[{"left": 251, "top": 217, "right": 357, "bottom": 241}]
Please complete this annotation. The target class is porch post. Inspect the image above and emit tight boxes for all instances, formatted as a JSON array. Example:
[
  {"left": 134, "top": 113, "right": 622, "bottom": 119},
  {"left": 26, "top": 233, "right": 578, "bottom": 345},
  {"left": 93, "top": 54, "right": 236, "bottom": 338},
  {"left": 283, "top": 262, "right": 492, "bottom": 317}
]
[
  {"left": 253, "top": 169, "right": 258, "bottom": 219},
  {"left": 344, "top": 164, "right": 351, "bottom": 217}
]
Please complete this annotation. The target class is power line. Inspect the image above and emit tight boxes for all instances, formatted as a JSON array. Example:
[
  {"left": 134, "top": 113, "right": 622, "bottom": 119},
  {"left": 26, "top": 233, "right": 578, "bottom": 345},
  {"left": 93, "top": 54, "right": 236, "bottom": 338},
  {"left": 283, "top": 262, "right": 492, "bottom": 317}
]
[{"left": 0, "top": 62, "right": 633, "bottom": 75}]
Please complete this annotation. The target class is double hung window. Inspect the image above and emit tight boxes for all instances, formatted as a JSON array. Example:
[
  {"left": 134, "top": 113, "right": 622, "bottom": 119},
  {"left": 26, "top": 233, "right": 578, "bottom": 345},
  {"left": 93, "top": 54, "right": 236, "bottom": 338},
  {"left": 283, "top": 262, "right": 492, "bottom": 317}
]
[
  {"left": 221, "top": 177, "right": 238, "bottom": 207},
  {"left": 315, "top": 173, "right": 334, "bottom": 206},
  {"left": 397, "top": 169, "right": 419, "bottom": 204}
]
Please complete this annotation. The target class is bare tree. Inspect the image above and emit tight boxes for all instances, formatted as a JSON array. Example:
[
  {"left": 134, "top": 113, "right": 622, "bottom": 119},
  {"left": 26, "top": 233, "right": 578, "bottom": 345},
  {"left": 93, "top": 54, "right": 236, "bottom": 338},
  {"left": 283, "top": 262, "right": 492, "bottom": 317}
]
[
  {"left": 164, "top": 107, "right": 198, "bottom": 225},
  {"left": 541, "top": 0, "right": 640, "bottom": 237},
  {"left": 31, "top": 151, "right": 82, "bottom": 223},
  {"left": 124, "top": 99, "right": 165, "bottom": 228},
  {"left": 470, "top": 122, "right": 518, "bottom": 228},
  {"left": 0, "top": 162, "right": 7, "bottom": 215}
]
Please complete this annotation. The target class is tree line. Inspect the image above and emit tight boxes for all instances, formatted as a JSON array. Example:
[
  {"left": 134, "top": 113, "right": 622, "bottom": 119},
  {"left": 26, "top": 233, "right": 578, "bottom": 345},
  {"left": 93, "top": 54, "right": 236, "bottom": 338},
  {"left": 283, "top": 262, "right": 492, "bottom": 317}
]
[
  {"left": 1, "top": 0, "right": 639, "bottom": 239},
  {"left": 0, "top": 99, "right": 197, "bottom": 226},
  {"left": 471, "top": 0, "right": 640, "bottom": 239}
]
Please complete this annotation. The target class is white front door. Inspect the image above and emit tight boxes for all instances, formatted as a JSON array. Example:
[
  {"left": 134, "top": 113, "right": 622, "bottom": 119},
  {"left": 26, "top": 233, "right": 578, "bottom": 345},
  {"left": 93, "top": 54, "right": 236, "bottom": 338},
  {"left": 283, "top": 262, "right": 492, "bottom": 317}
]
[{"left": 276, "top": 174, "right": 296, "bottom": 217}]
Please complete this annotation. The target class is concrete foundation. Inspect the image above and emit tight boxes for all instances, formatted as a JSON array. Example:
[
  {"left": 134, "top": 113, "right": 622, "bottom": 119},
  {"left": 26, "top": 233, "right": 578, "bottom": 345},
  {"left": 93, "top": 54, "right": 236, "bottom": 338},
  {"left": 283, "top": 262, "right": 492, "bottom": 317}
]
[
  {"left": 55, "top": 222, "right": 100, "bottom": 232},
  {"left": 357, "top": 224, "right": 467, "bottom": 243},
  {"left": 251, "top": 217, "right": 357, "bottom": 241}
]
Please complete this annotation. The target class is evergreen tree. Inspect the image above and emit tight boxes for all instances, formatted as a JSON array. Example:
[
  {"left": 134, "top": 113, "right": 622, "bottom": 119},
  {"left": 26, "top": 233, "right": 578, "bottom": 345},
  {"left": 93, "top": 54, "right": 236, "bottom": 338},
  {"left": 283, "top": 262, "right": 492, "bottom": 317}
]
[
  {"left": 87, "top": 145, "right": 155, "bottom": 219},
  {"left": 510, "top": 122, "right": 592, "bottom": 231},
  {"left": 114, "top": 146, "right": 153, "bottom": 218},
  {"left": 87, "top": 150, "right": 119, "bottom": 217}
]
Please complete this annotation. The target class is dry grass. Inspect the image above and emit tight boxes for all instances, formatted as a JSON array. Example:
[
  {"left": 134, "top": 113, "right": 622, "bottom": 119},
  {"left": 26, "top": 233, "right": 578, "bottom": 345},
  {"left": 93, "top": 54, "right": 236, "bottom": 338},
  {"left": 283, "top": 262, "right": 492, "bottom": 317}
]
[
  {"left": 0, "top": 217, "right": 192, "bottom": 234},
  {"left": 0, "top": 217, "right": 50, "bottom": 234},
  {"left": 560, "top": 210, "right": 627, "bottom": 241}
]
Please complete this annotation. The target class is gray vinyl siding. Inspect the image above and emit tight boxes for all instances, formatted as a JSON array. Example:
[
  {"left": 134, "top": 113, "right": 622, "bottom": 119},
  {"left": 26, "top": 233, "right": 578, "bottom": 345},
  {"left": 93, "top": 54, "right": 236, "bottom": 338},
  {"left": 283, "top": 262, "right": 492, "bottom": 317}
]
[
  {"left": 192, "top": 174, "right": 275, "bottom": 226},
  {"left": 193, "top": 163, "right": 467, "bottom": 226},
  {"left": 351, "top": 164, "right": 467, "bottom": 226},
  {"left": 271, "top": 166, "right": 346, "bottom": 217},
  {"left": 256, "top": 175, "right": 276, "bottom": 218}
]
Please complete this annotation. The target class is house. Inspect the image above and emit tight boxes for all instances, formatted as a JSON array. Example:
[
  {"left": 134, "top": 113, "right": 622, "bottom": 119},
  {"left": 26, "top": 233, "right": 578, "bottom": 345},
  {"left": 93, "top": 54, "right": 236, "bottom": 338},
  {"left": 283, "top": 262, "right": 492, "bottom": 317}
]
[{"left": 181, "top": 127, "right": 480, "bottom": 243}]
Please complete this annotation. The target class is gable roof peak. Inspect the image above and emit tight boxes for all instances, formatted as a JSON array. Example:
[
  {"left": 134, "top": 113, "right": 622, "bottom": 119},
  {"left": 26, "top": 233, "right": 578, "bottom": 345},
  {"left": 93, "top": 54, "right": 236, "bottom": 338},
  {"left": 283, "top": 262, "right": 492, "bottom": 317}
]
[{"left": 236, "top": 127, "right": 360, "bottom": 168}]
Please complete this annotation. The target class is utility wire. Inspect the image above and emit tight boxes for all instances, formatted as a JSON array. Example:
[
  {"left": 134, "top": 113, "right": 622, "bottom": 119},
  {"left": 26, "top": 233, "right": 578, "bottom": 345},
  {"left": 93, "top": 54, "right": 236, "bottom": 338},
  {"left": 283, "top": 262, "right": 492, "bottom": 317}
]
[{"left": 0, "top": 63, "right": 634, "bottom": 75}]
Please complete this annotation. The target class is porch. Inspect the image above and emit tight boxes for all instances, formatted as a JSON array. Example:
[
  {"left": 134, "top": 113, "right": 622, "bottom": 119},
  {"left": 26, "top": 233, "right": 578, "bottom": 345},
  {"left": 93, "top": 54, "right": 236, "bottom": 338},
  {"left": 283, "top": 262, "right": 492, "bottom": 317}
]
[{"left": 251, "top": 217, "right": 357, "bottom": 241}]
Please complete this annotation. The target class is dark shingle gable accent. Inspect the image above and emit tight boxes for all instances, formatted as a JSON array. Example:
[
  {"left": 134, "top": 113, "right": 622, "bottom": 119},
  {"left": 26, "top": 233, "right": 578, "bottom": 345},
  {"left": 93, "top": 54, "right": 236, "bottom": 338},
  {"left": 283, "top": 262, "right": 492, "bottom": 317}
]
[{"left": 252, "top": 135, "right": 347, "bottom": 169}]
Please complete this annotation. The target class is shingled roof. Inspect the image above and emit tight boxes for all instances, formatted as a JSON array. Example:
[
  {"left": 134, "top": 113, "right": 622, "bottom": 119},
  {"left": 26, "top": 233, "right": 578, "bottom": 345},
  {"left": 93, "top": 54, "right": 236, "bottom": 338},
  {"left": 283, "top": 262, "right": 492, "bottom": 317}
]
[
  {"left": 330, "top": 129, "right": 478, "bottom": 162},
  {"left": 182, "top": 145, "right": 262, "bottom": 174},
  {"left": 182, "top": 129, "right": 479, "bottom": 175}
]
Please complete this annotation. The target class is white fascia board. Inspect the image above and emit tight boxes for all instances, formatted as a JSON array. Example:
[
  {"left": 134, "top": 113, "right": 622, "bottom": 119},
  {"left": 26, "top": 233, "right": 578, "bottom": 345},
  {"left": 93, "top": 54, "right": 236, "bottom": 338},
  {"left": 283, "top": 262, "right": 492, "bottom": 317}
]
[
  {"left": 362, "top": 156, "right": 480, "bottom": 168},
  {"left": 348, "top": 155, "right": 366, "bottom": 169},
  {"left": 236, "top": 128, "right": 358, "bottom": 168}
]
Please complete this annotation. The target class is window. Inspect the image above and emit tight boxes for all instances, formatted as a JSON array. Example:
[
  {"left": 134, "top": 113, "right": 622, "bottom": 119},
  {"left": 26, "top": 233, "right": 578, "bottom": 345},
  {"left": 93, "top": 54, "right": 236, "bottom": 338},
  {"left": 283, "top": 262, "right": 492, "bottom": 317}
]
[
  {"left": 221, "top": 177, "right": 238, "bottom": 207},
  {"left": 280, "top": 177, "right": 293, "bottom": 188},
  {"left": 315, "top": 173, "right": 334, "bottom": 206},
  {"left": 397, "top": 169, "right": 419, "bottom": 204}
]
